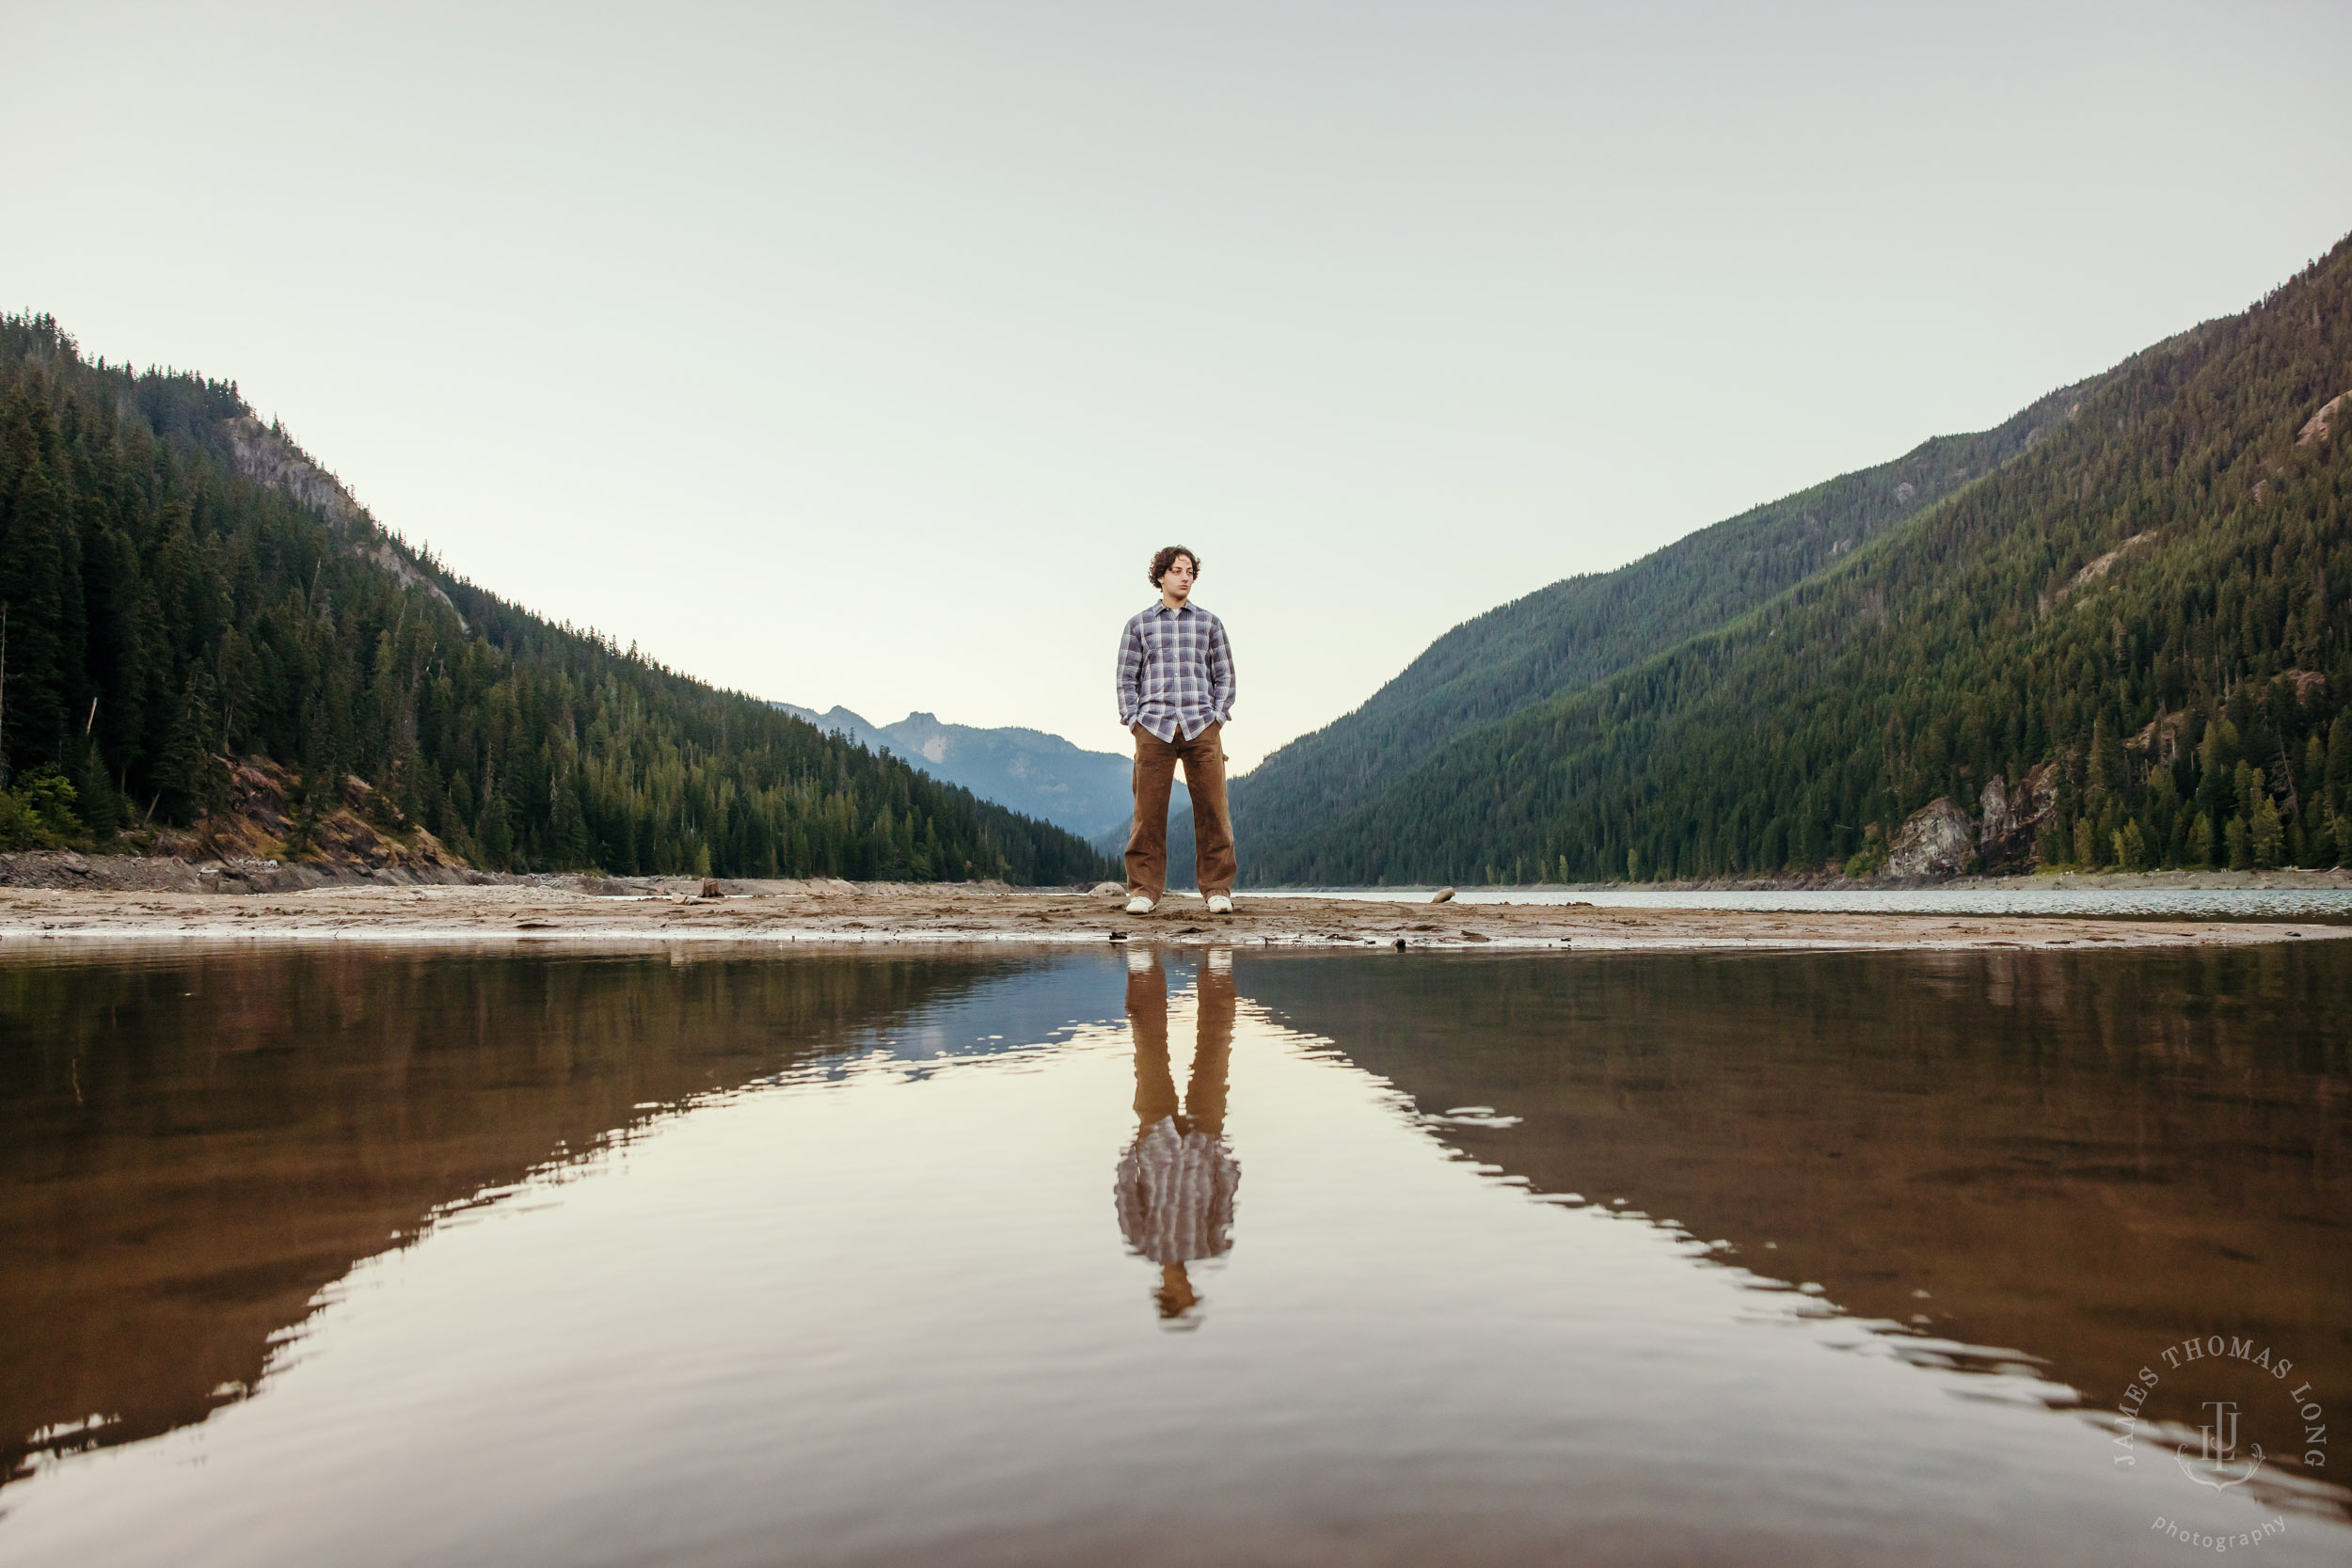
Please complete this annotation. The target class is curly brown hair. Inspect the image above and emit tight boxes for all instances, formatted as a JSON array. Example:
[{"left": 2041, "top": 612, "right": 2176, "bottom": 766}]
[{"left": 1149, "top": 546, "right": 1200, "bottom": 589}]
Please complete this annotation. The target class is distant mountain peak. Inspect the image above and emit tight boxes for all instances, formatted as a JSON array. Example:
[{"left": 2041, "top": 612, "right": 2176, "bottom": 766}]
[{"left": 770, "top": 702, "right": 1182, "bottom": 841}]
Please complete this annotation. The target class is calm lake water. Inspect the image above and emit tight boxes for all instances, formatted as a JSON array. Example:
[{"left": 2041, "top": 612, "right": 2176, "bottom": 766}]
[{"left": 3, "top": 942, "right": 2346, "bottom": 1566}]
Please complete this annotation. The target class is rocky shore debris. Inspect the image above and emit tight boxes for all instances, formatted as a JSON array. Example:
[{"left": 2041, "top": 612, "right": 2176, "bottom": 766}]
[
  {"left": 0, "top": 849, "right": 482, "bottom": 895},
  {"left": 0, "top": 879, "right": 2340, "bottom": 954},
  {"left": 0, "top": 849, "right": 900, "bottom": 900}
]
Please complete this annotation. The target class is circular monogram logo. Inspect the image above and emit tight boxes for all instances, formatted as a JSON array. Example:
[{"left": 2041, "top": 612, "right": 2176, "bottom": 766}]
[{"left": 2112, "top": 1332, "right": 2330, "bottom": 1550}]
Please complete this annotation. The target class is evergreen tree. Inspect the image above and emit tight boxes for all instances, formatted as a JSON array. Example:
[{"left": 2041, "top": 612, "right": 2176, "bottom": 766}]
[
  {"left": 0, "top": 447, "right": 74, "bottom": 774},
  {"left": 2250, "top": 794, "right": 2285, "bottom": 869},
  {"left": 156, "top": 666, "right": 222, "bottom": 826},
  {"left": 2186, "top": 813, "right": 2215, "bottom": 869}
]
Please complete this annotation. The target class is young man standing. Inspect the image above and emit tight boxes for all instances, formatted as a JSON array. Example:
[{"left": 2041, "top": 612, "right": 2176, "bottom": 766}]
[{"left": 1115, "top": 546, "right": 1238, "bottom": 915}]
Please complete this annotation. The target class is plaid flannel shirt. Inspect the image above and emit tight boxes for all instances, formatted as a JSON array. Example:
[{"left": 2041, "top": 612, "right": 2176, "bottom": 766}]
[{"left": 1116, "top": 601, "right": 1235, "bottom": 742}]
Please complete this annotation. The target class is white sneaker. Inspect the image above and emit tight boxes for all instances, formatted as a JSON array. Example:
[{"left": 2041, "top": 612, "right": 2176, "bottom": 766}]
[
  {"left": 1207, "top": 894, "right": 1234, "bottom": 914},
  {"left": 1125, "top": 895, "right": 1156, "bottom": 914}
]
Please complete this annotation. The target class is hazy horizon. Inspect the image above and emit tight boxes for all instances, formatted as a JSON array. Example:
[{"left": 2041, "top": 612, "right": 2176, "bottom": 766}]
[{"left": 11, "top": 2, "right": 2350, "bottom": 772}]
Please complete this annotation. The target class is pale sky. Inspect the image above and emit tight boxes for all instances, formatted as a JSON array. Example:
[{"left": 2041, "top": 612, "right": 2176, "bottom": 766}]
[{"left": 10, "top": 2, "right": 2350, "bottom": 771}]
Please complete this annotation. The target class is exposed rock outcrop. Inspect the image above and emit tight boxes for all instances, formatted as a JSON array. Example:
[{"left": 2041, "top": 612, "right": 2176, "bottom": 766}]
[
  {"left": 2128, "top": 711, "right": 2194, "bottom": 762},
  {"left": 222, "top": 414, "right": 364, "bottom": 527},
  {"left": 2057, "top": 534, "right": 2151, "bottom": 601},
  {"left": 1976, "top": 765, "right": 2058, "bottom": 874},
  {"left": 1885, "top": 797, "right": 1976, "bottom": 879},
  {"left": 221, "top": 415, "right": 466, "bottom": 626},
  {"left": 2297, "top": 390, "right": 2347, "bottom": 447},
  {"left": 163, "top": 757, "right": 466, "bottom": 872},
  {"left": 2278, "top": 668, "right": 2328, "bottom": 703}
]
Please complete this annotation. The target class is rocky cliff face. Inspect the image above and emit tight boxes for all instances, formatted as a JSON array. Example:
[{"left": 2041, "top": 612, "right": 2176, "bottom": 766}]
[
  {"left": 222, "top": 414, "right": 363, "bottom": 526},
  {"left": 221, "top": 415, "right": 465, "bottom": 624},
  {"left": 1975, "top": 764, "right": 2058, "bottom": 874},
  {"left": 1884, "top": 797, "right": 1976, "bottom": 879},
  {"left": 1883, "top": 764, "right": 2059, "bottom": 881}
]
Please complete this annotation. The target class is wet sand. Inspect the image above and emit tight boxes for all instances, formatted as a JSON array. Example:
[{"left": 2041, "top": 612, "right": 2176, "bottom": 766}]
[{"left": 0, "top": 880, "right": 2343, "bottom": 951}]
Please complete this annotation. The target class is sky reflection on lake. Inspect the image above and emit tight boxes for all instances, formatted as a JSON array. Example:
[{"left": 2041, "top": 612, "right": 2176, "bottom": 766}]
[{"left": 2, "top": 943, "right": 2345, "bottom": 1566}]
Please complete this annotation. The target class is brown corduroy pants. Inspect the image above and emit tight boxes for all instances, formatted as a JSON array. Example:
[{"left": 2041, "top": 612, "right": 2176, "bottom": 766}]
[{"left": 1125, "top": 722, "right": 1237, "bottom": 900}]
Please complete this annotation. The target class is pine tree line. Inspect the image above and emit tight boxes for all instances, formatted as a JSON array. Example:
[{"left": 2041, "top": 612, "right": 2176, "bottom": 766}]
[{"left": 0, "top": 314, "right": 1111, "bottom": 884}]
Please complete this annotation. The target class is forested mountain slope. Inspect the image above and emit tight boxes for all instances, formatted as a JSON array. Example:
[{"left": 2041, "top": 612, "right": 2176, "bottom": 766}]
[
  {"left": 0, "top": 315, "right": 1110, "bottom": 883},
  {"left": 1255, "top": 233, "right": 2352, "bottom": 885},
  {"left": 1232, "top": 374, "right": 2099, "bottom": 861}
]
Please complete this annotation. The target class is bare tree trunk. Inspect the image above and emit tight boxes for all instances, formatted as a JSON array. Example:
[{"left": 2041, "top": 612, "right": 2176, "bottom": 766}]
[{"left": 2277, "top": 736, "right": 2301, "bottom": 821}]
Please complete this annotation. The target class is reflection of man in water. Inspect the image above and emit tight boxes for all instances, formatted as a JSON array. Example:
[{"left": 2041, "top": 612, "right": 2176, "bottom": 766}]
[{"left": 1115, "top": 946, "right": 1240, "bottom": 1321}]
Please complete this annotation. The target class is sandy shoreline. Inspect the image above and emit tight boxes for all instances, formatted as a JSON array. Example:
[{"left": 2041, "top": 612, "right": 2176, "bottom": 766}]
[{"left": 1, "top": 881, "right": 2344, "bottom": 954}]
